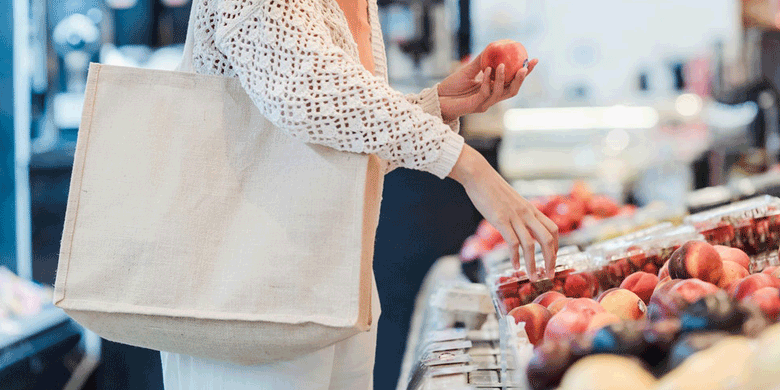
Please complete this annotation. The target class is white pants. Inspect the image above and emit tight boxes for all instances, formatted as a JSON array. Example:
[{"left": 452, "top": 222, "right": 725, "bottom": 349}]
[{"left": 160, "top": 278, "right": 381, "bottom": 390}]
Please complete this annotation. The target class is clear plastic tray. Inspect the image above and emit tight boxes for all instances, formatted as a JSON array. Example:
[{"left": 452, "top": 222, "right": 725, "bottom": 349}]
[
  {"left": 750, "top": 250, "right": 780, "bottom": 273},
  {"left": 498, "top": 316, "right": 534, "bottom": 388},
  {"left": 586, "top": 222, "right": 676, "bottom": 251},
  {"left": 684, "top": 195, "right": 780, "bottom": 255},
  {"left": 562, "top": 201, "right": 687, "bottom": 247},
  {"left": 491, "top": 252, "right": 599, "bottom": 314},
  {"left": 587, "top": 227, "right": 704, "bottom": 290},
  {"left": 483, "top": 245, "right": 581, "bottom": 277}
]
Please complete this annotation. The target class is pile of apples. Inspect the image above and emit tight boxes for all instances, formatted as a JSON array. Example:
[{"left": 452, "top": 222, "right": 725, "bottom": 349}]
[
  {"left": 459, "top": 182, "right": 629, "bottom": 262},
  {"left": 496, "top": 265, "right": 600, "bottom": 310},
  {"left": 503, "top": 240, "right": 780, "bottom": 390},
  {"left": 459, "top": 219, "right": 506, "bottom": 262},
  {"left": 530, "top": 181, "right": 631, "bottom": 235}
]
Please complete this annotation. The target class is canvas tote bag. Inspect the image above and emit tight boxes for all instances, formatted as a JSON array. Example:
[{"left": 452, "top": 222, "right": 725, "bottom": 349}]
[{"left": 53, "top": 62, "right": 382, "bottom": 364}]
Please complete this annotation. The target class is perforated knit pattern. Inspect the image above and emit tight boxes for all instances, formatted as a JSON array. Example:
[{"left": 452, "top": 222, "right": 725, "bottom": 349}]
[{"left": 188, "top": 0, "right": 463, "bottom": 178}]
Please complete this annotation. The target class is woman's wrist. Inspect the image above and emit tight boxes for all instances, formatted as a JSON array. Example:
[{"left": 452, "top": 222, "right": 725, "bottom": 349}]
[
  {"left": 437, "top": 85, "right": 459, "bottom": 123},
  {"left": 448, "top": 144, "right": 486, "bottom": 184}
]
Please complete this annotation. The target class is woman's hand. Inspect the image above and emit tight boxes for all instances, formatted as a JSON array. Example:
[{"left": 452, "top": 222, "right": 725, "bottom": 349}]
[
  {"left": 449, "top": 144, "right": 558, "bottom": 280},
  {"left": 437, "top": 54, "right": 538, "bottom": 122}
]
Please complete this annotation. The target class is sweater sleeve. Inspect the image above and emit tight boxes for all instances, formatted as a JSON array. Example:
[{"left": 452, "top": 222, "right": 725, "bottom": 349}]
[
  {"left": 213, "top": 0, "right": 464, "bottom": 178},
  {"left": 404, "top": 86, "right": 461, "bottom": 134}
]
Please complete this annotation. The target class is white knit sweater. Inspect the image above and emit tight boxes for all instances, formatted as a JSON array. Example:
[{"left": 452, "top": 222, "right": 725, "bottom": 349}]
[{"left": 183, "top": 0, "right": 465, "bottom": 178}]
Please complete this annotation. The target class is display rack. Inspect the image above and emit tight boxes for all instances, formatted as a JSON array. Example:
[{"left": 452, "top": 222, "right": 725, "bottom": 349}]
[{"left": 0, "top": 306, "right": 100, "bottom": 389}]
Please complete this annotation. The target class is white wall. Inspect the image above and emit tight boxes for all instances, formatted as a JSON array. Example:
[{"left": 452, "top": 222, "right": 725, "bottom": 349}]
[{"left": 472, "top": 0, "right": 742, "bottom": 106}]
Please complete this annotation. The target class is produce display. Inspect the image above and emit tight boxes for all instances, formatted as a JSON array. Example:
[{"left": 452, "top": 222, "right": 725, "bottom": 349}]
[
  {"left": 492, "top": 252, "right": 600, "bottom": 312},
  {"left": 459, "top": 219, "right": 506, "bottom": 263},
  {"left": 502, "top": 239, "right": 780, "bottom": 389},
  {"left": 459, "top": 182, "right": 685, "bottom": 265},
  {"left": 529, "top": 181, "right": 628, "bottom": 235},
  {"left": 414, "top": 181, "right": 780, "bottom": 388},
  {"left": 685, "top": 195, "right": 780, "bottom": 256},
  {"left": 466, "top": 195, "right": 780, "bottom": 389},
  {"left": 428, "top": 282, "right": 495, "bottom": 330},
  {"left": 405, "top": 327, "right": 502, "bottom": 390},
  {"left": 586, "top": 227, "right": 703, "bottom": 291}
]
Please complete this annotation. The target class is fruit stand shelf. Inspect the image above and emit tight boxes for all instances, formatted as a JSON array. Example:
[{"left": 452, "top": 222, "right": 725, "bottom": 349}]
[{"left": 0, "top": 306, "right": 78, "bottom": 372}]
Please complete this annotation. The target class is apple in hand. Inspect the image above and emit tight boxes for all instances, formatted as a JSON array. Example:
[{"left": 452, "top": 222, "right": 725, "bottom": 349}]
[{"left": 480, "top": 39, "right": 529, "bottom": 83}]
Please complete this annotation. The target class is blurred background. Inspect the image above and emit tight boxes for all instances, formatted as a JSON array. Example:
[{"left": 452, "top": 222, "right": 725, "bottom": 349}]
[{"left": 1, "top": 0, "right": 780, "bottom": 389}]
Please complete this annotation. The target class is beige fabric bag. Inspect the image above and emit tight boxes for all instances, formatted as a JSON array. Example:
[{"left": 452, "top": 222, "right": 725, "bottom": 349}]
[{"left": 53, "top": 63, "right": 382, "bottom": 364}]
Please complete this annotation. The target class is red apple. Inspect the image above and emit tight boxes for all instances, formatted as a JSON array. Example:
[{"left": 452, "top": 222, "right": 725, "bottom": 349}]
[
  {"left": 670, "top": 278, "right": 720, "bottom": 304},
  {"left": 620, "top": 272, "right": 659, "bottom": 305},
  {"left": 597, "top": 288, "right": 647, "bottom": 320},
  {"left": 586, "top": 312, "right": 623, "bottom": 334},
  {"left": 642, "top": 263, "right": 659, "bottom": 275},
  {"left": 549, "top": 197, "right": 587, "bottom": 232},
  {"left": 744, "top": 287, "right": 780, "bottom": 320},
  {"left": 648, "top": 279, "right": 683, "bottom": 320},
  {"left": 763, "top": 266, "right": 779, "bottom": 275},
  {"left": 563, "top": 298, "right": 606, "bottom": 319},
  {"left": 732, "top": 274, "right": 780, "bottom": 301},
  {"left": 718, "top": 260, "right": 750, "bottom": 290},
  {"left": 713, "top": 245, "right": 750, "bottom": 270},
  {"left": 544, "top": 310, "right": 591, "bottom": 343},
  {"left": 597, "top": 287, "right": 620, "bottom": 302},
  {"left": 658, "top": 261, "right": 670, "bottom": 280},
  {"left": 459, "top": 235, "right": 493, "bottom": 262},
  {"left": 668, "top": 241, "right": 724, "bottom": 285},
  {"left": 508, "top": 303, "right": 553, "bottom": 346},
  {"left": 564, "top": 273, "right": 596, "bottom": 298},
  {"left": 480, "top": 39, "right": 529, "bottom": 83},
  {"left": 533, "top": 291, "right": 567, "bottom": 308},
  {"left": 548, "top": 297, "right": 573, "bottom": 316},
  {"left": 587, "top": 195, "right": 620, "bottom": 218},
  {"left": 503, "top": 297, "right": 522, "bottom": 313},
  {"left": 570, "top": 180, "right": 593, "bottom": 203},
  {"left": 475, "top": 220, "right": 504, "bottom": 249}
]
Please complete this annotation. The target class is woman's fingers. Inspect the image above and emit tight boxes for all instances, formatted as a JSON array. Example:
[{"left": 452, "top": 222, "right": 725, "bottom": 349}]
[
  {"left": 495, "top": 222, "right": 522, "bottom": 272},
  {"left": 506, "top": 68, "right": 528, "bottom": 97},
  {"left": 488, "top": 64, "right": 507, "bottom": 106},
  {"left": 528, "top": 58, "right": 539, "bottom": 74},
  {"left": 503, "top": 59, "right": 537, "bottom": 99},
  {"left": 525, "top": 216, "right": 557, "bottom": 279},
  {"left": 534, "top": 208, "right": 559, "bottom": 258},
  {"left": 477, "top": 67, "right": 493, "bottom": 107},
  {"left": 511, "top": 219, "right": 538, "bottom": 282},
  {"left": 461, "top": 53, "right": 486, "bottom": 79}
]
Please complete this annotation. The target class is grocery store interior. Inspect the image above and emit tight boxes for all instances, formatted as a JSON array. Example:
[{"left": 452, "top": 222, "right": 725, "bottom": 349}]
[{"left": 3, "top": 0, "right": 780, "bottom": 389}]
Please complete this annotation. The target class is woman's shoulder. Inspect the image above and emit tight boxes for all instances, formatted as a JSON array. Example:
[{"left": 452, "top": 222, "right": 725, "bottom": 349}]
[{"left": 189, "top": 0, "right": 365, "bottom": 72}]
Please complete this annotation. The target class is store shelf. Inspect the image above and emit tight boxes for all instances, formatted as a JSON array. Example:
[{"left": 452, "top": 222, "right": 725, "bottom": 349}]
[{"left": 0, "top": 306, "right": 78, "bottom": 372}]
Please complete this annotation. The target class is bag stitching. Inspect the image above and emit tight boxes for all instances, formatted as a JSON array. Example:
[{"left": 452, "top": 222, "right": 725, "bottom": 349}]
[{"left": 57, "top": 63, "right": 101, "bottom": 304}]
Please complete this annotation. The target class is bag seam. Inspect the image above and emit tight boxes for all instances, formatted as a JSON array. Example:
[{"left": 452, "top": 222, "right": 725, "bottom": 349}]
[
  {"left": 56, "top": 63, "right": 101, "bottom": 305},
  {"left": 60, "top": 299, "right": 356, "bottom": 327}
]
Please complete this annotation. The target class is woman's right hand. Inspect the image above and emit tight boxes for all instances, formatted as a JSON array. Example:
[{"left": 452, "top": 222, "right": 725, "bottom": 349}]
[{"left": 449, "top": 144, "right": 558, "bottom": 281}]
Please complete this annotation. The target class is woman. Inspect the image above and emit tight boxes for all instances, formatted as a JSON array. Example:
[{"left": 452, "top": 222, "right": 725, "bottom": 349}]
[{"left": 164, "top": 0, "right": 558, "bottom": 388}]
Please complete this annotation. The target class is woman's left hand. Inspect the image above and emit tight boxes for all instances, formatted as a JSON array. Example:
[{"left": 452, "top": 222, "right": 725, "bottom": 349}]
[{"left": 437, "top": 55, "right": 538, "bottom": 123}]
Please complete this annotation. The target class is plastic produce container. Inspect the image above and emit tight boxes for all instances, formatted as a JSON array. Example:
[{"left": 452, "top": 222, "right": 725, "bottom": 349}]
[
  {"left": 482, "top": 245, "right": 581, "bottom": 277},
  {"left": 587, "top": 226, "right": 704, "bottom": 290},
  {"left": 491, "top": 252, "right": 599, "bottom": 314},
  {"left": 684, "top": 195, "right": 780, "bottom": 255},
  {"left": 562, "top": 201, "right": 687, "bottom": 247}
]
